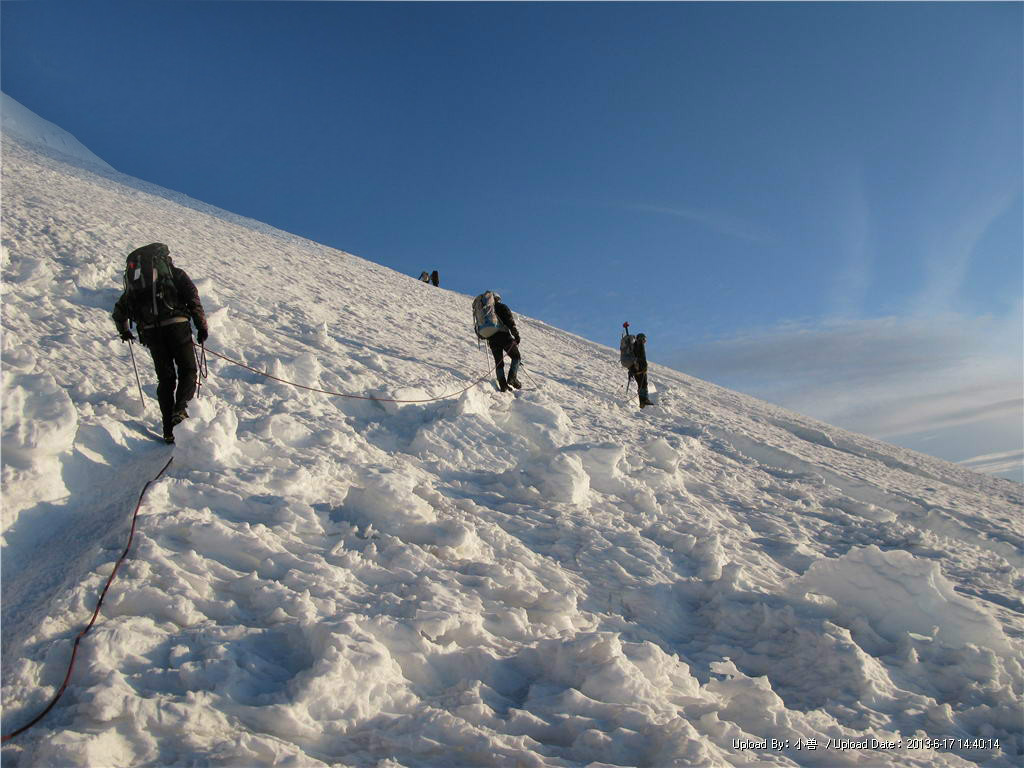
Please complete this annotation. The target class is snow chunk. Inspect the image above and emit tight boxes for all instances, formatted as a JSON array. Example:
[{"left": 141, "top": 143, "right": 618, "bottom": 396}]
[
  {"left": 497, "top": 394, "right": 574, "bottom": 453},
  {"left": 454, "top": 383, "right": 491, "bottom": 417},
  {"left": 644, "top": 437, "right": 679, "bottom": 471},
  {"left": 2, "top": 371, "right": 77, "bottom": 466},
  {"left": 291, "top": 617, "right": 413, "bottom": 726},
  {"left": 565, "top": 442, "right": 628, "bottom": 496},
  {"left": 1, "top": 370, "right": 77, "bottom": 524},
  {"left": 28, "top": 728, "right": 141, "bottom": 767},
  {"left": 2, "top": 336, "right": 37, "bottom": 374},
  {"left": 796, "top": 545, "right": 1012, "bottom": 655},
  {"left": 505, "top": 452, "right": 591, "bottom": 507},
  {"left": 509, "top": 634, "right": 712, "bottom": 766},
  {"left": 344, "top": 465, "right": 437, "bottom": 528},
  {"left": 177, "top": 400, "right": 240, "bottom": 467}
]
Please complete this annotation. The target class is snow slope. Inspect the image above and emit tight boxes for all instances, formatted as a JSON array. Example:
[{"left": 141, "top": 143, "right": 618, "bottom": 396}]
[
  {"left": 1, "top": 93, "right": 114, "bottom": 174},
  {"left": 2, "top": 97, "right": 1022, "bottom": 768}
]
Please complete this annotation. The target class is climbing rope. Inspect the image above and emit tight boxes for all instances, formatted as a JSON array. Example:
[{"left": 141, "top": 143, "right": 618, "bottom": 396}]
[
  {"left": 505, "top": 340, "right": 535, "bottom": 391},
  {"left": 202, "top": 346, "right": 495, "bottom": 403},
  {"left": 1, "top": 456, "right": 174, "bottom": 744},
  {"left": 477, "top": 338, "right": 543, "bottom": 393},
  {"left": 515, "top": 360, "right": 543, "bottom": 392},
  {"left": 617, "top": 369, "right": 652, "bottom": 406},
  {"left": 618, "top": 385, "right": 640, "bottom": 406},
  {"left": 193, "top": 342, "right": 209, "bottom": 399}
]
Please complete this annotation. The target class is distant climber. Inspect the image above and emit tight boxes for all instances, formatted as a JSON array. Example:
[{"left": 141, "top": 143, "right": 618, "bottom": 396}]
[
  {"left": 620, "top": 322, "right": 651, "bottom": 408},
  {"left": 631, "top": 333, "right": 651, "bottom": 408},
  {"left": 430, "top": 270, "right": 439, "bottom": 287},
  {"left": 472, "top": 291, "right": 522, "bottom": 392},
  {"left": 418, "top": 271, "right": 431, "bottom": 283},
  {"left": 112, "top": 243, "right": 208, "bottom": 443}
]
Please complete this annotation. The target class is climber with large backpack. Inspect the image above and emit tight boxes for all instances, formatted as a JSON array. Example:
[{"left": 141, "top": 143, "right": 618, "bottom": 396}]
[
  {"left": 472, "top": 291, "right": 522, "bottom": 392},
  {"left": 620, "top": 322, "right": 652, "bottom": 408},
  {"left": 111, "top": 243, "right": 209, "bottom": 444}
]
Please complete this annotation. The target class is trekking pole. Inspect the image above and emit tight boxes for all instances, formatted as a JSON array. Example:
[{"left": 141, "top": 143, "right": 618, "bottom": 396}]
[
  {"left": 127, "top": 340, "right": 145, "bottom": 412},
  {"left": 481, "top": 345, "right": 496, "bottom": 388},
  {"left": 479, "top": 346, "right": 495, "bottom": 391}
]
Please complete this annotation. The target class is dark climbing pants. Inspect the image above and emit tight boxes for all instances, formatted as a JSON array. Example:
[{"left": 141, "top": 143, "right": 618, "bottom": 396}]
[
  {"left": 630, "top": 365, "right": 648, "bottom": 402},
  {"left": 140, "top": 322, "right": 197, "bottom": 432},
  {"left": 487, "top": 332, "right": 521, "bottom": 389}
]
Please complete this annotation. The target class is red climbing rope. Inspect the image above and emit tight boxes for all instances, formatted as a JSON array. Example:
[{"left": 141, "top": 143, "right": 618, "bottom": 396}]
[
  {"left": 203, "top": 346, "right": 496, "bottom": 403},
  {"left": 1, "top": 455, "right": 174, "bottom": 744}
]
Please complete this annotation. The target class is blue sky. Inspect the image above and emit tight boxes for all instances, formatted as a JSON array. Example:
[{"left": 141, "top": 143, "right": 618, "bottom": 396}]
[{"left": 2, "top": 1, "right": 1021, "bottom": 478}]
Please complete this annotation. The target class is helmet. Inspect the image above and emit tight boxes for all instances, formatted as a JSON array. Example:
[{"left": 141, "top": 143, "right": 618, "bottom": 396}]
[
  {"left": 636, "top": 333, "right": 646, "bottom": 343},
  {"left": 491, "top": 292, "right": 501, "bottom": 301}
]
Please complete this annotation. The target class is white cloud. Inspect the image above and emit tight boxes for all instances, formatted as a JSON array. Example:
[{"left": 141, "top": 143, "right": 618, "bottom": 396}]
[
  {"left": 959, "top": 449, "right": 1024, "bottom": 480},
  {"left": 663, "top": 311, "right": 1023, "bottom": 480}
]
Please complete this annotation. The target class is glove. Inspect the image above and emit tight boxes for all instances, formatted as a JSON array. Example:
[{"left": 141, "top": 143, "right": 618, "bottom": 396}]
[
  {"left": 513, "top": 334, "right": 521, "bottom": 345},
  {"left": 196, "top": 325, "right": 209, "bottom": 344},
  {"left": 119, "top": 329, "right": 135, "bottom": 342}
]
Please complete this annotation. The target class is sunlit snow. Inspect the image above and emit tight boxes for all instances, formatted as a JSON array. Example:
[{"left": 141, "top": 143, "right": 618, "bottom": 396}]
[{"left": 2, "top": 94, "right": 1021, "bottom": 768}]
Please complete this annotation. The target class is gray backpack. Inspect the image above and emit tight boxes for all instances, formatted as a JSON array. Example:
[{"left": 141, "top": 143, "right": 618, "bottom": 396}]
[
  {"left": 473, "top": 291, "right": 506, "bottom": 339},
  {"left": 619, "top": 330, "right": 637, "bottom": 368}
]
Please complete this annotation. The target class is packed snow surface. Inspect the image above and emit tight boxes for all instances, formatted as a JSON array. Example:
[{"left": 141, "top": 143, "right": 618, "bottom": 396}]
[{"left": 2, "top": 96, "right": 1022, "bottom": 767}]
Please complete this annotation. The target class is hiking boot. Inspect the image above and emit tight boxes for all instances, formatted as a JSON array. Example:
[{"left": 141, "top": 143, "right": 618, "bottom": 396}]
[
  {"left": 639, "top": 398, "right": 652, "bottom": 408},
  {"left": 170, "top": 407, "right": 189, "bottom": 426},
  {"left": 163, "top": 432, "right": 176, "bottom": 444},
  {"left": 508, "top": 376, "right": 522, "bottom": 389}
]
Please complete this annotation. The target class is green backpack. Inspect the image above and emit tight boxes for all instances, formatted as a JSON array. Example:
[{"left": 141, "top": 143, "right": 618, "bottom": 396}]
[{"left": 124, "top": 243, "right": 181, "bottom": 326}]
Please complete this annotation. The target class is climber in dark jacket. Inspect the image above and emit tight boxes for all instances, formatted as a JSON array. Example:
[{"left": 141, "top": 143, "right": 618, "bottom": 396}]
[
  {"left": 112, "top": 243, "right": 208, "bottom": 443},
  {"left": 629, "top": 333, "right": 652, "bottom": 408},
  {"left": 488, "top": 296, "right": 522, "bottom": 392}
]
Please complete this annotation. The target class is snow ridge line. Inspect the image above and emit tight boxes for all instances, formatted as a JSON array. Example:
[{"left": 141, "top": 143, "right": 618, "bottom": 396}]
[
  {"left": 0, "top": 456, "right": 175, "bottom": 745},
  {"left": 203, "top": 345, "right": 500, "bottom": 402}
]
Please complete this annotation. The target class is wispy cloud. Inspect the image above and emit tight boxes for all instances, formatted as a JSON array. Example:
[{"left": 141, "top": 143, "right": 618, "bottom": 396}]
[
  {"left": 624, "top": 202, "right": 773, "bottom": 244},
  {"left": 841, "top": 388, "right": 1021, "bottom": 439},
  {"left": 670, "top": 314, "right": 1011, "bottom": 389},
  {"left": 663, "top": 310, "right": 1023, "bottom": 479},
  {"left": 959, "top": 449, "right": 1024, "bottom": 480},
  {"left": 915, "top": 183, "right": 1021, "bottom": 314}
]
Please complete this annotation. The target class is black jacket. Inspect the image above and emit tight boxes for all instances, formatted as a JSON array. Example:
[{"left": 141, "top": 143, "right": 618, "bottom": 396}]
[
  {"left": 112, "top": 265, "right": 207, "bottom": 336},
  {"left": 494, "top": 301, "right": 519, "bottom": 342}
]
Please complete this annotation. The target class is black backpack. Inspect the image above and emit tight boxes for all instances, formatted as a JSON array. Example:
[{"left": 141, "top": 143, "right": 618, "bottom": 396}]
[
  {"left": 620, "top": 328, "right": 637, "bottom": 368},
  {"left": 124, "top": 243, "right": 181, "bottom": 326}
]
